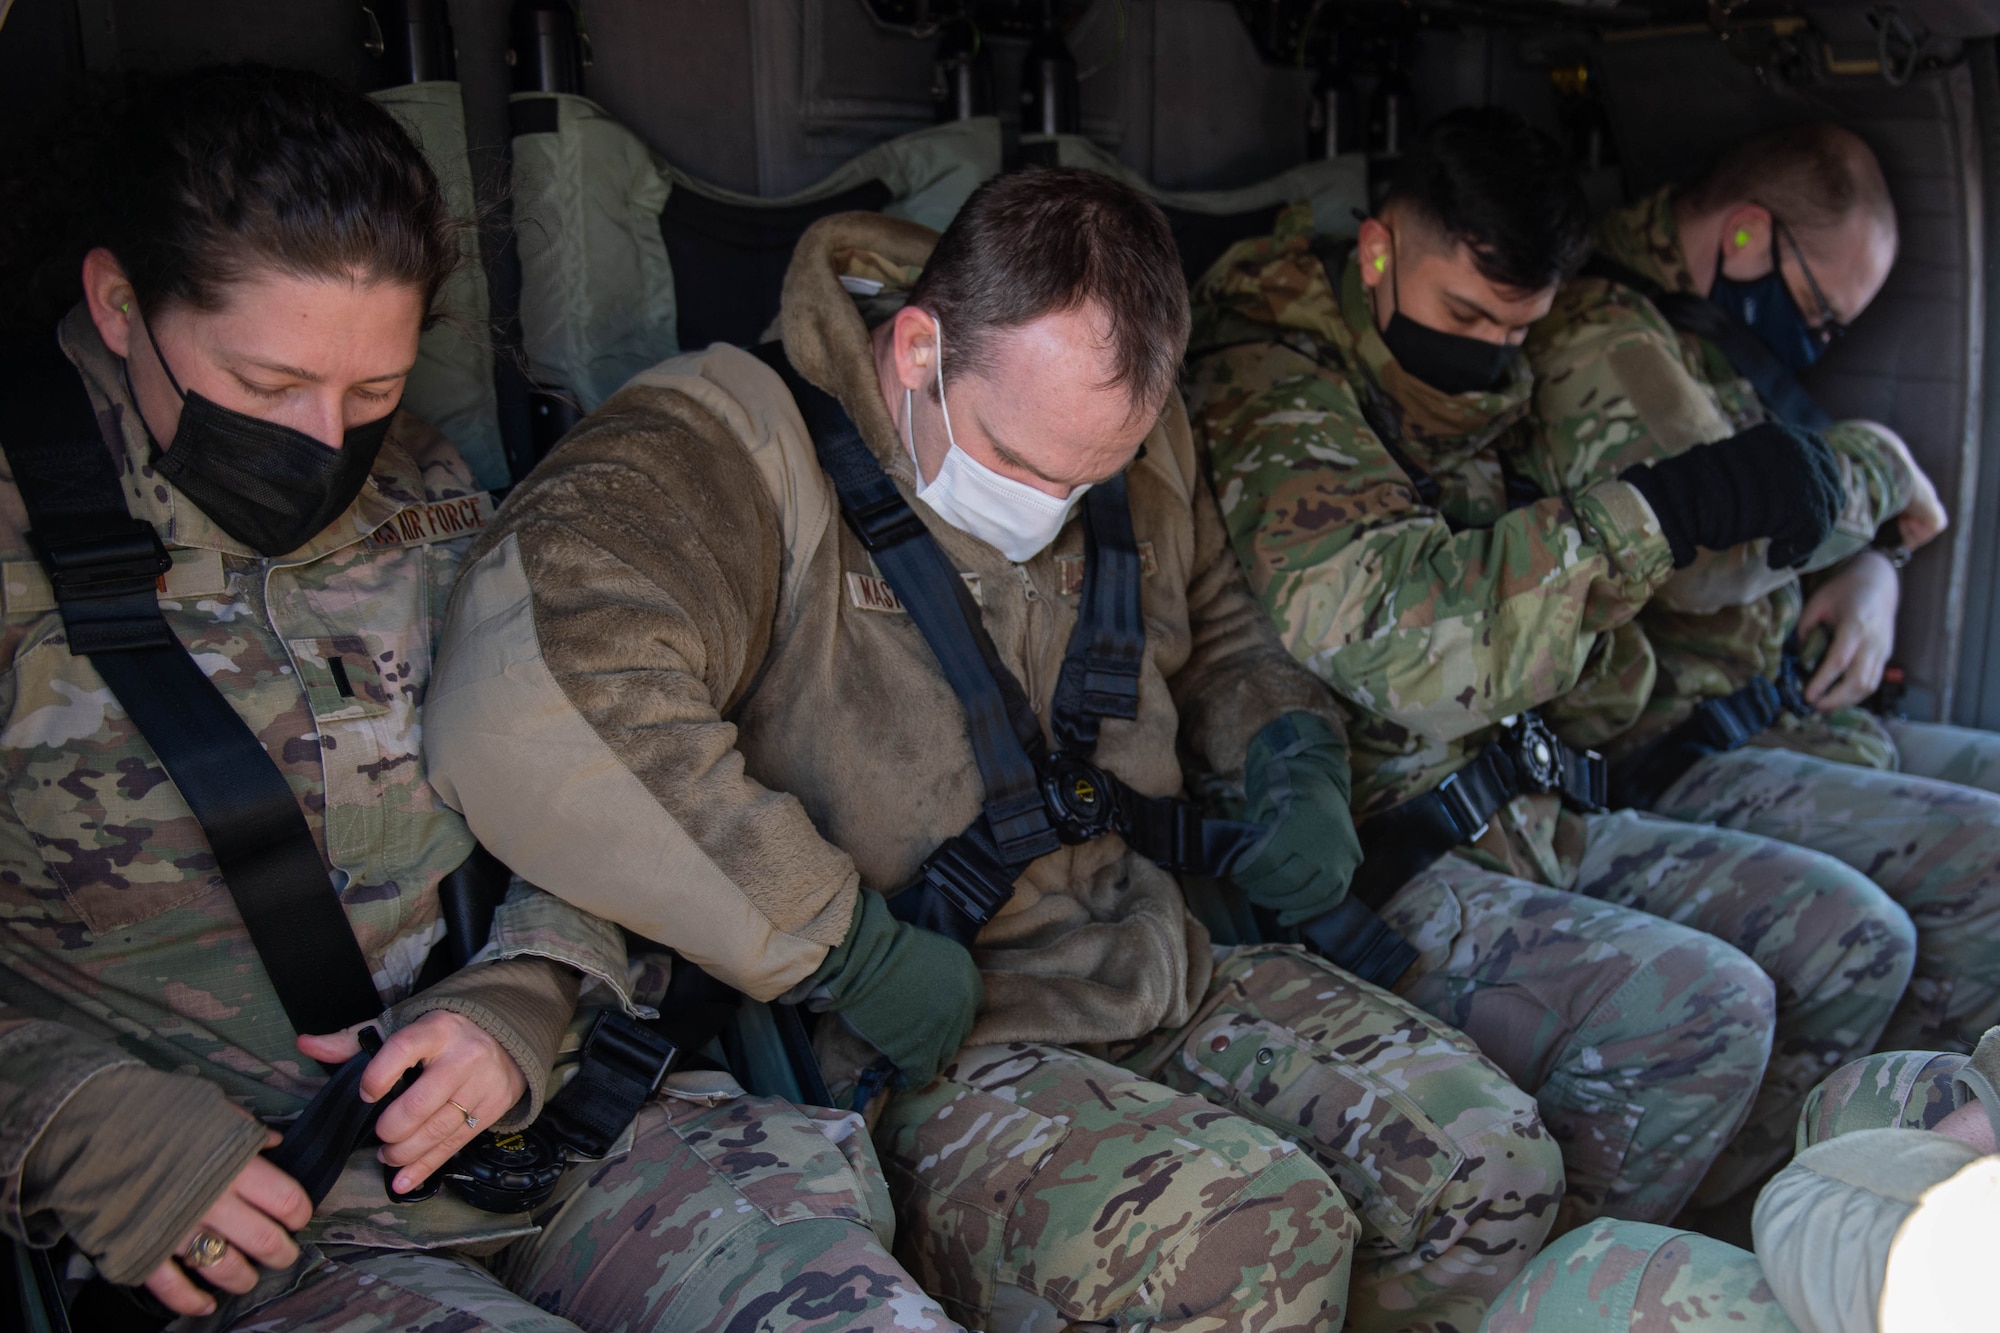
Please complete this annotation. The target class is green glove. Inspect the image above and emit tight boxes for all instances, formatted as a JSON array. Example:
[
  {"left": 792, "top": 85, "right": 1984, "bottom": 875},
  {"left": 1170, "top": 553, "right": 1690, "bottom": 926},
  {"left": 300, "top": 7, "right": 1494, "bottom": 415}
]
[
  {"left": 1230, "top": 712, "right": 1363, "bottom": 927},
  {"left": 809, "top": 887, "right": 982, "bottom": 1088}
]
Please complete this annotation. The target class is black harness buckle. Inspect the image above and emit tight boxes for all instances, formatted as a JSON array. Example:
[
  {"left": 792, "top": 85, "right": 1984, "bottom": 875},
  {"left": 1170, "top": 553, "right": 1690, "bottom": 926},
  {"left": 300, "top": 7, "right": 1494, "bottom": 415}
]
[
  {"left": 1502, "top": 712, "right": 1564, "bottom": 794},
  {"left": 1431, "top": 769, "right": 1491, "bottom": 845},
  {"left": 1039, "top": 751, "right": 1119, "bottom": 844},
  {"left": 32, "top": 519, "right": 172, "bottom": 601}
]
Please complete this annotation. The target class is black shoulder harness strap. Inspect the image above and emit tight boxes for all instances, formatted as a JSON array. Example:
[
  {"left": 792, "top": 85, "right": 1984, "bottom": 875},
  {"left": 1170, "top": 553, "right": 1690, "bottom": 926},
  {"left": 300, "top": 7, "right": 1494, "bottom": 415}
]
[
  {"left": 0, "top": 339, "right": 382, "bottom": 1038},
  {"left": 1582, "top": 254, "right": 1833, "bottom": 433},
  {"left": 753, "top": 343, "right": 1260, "bottom": 946}
]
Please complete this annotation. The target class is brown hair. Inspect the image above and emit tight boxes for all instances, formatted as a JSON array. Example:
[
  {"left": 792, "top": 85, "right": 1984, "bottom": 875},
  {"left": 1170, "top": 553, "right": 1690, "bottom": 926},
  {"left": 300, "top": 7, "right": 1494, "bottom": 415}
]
[
  {"left": 906, "top": 166, "right": 1189, "bottom": 412},
  {"left": 1684, "top": 122, "right": 1895, "bottom": 238},
  {"left": 0, "top": 65, "right": 459, "bottom": 342}
]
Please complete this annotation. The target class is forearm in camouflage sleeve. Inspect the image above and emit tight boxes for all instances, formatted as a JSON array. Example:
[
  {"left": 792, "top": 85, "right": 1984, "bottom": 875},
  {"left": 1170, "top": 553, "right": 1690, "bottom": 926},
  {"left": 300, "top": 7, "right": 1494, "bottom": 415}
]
[
  {"left": 1808, "top": 420, "right": 1916, "bottom": 573},
  {"left": 1, "top": 1012, "right": 268, "bottom": 1285},
  {"left": 1171, "top": 423, "right": 1348, "bottom": 796},
  {"left": 1191, "top": 343, "right": 1674, "bottom": 746}
]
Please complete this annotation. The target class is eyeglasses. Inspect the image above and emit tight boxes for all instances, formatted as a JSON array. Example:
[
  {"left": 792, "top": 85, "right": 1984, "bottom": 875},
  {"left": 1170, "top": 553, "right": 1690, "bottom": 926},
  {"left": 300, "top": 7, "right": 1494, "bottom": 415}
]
[{"left": 1777, "top": 219, "right": 1849, "bottom": 350}]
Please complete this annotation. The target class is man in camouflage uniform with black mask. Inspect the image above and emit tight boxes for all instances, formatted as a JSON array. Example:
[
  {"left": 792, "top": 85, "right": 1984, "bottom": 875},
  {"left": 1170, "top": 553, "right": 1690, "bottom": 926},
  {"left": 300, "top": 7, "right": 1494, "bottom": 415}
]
[
  {"left": 1187, "top": 108, "right": 1918, "bottom": 1227},
  {"left": 1525, "top": 122, "right": 2000, "bottom": 1064}
]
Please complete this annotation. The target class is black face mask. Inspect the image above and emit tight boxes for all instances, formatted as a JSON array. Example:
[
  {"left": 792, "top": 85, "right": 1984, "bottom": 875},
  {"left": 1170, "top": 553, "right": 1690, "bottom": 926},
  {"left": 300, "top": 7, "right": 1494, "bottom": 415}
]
[
  {"left": 141, "top": 320, "right": 393, "bottom": 557},
  {"left": 1377, "top": 234, "right": 1522, "bottom": 396}
]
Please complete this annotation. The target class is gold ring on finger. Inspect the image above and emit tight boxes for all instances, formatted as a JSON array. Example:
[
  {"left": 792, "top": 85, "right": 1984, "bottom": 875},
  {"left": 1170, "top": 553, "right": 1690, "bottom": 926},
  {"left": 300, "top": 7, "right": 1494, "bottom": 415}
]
[
  {"left": 182, "top": 1228, "right": 229, "bottom": 1270},
  {"left": 449, "top": 1098, "right": 479, "bottom": 1130}
]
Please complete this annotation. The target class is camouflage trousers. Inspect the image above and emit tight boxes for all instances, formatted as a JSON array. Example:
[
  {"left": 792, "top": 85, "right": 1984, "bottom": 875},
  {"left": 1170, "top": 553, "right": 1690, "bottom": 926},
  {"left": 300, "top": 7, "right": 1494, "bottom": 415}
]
[
  {"left": 1794, "top": 1046, "right": 1966, "bottom": 1146},
  {"left": 1381, "top": 807, "right": 1907, "bottom": 1224},
  {"left": 216, "top": 1087, "right": 960, "bottom": 1333},
  {"left": 1477, "top": 1220, "right": 1796, "bottom": 1333},
  {"left": 1657, "top": 731, "right": 2000, "bottom": 1051},
  {"left": 871, "top": 944, "right": 1561, "bottom": 1333}
]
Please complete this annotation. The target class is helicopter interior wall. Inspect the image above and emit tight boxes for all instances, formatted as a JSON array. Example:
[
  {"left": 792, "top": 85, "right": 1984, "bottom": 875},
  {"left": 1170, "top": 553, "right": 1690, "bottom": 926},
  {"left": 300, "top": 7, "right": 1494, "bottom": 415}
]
[{"left": 1, "top": 0, "right": 1991, "bottom": 721}]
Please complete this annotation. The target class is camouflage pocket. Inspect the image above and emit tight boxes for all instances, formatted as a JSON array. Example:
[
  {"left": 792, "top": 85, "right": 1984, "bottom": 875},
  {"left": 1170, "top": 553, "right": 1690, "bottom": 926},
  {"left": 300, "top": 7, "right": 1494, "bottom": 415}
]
[
  {"left": 1176, "top": 1008, "right": 1463, "bottom": 1251},
  {"left": 878, "top": 1080, "right": 1072, "bottom": 1222},
  {"left": 1541, "top": 1073, "right": 1644, "bottom": 1199},
  {"left": 290, "top": 636, "right": 392, "bottom": 722}
]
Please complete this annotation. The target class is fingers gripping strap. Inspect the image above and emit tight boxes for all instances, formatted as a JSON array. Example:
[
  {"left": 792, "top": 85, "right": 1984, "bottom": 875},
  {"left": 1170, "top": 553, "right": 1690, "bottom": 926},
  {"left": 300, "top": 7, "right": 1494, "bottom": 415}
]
[{"left": 0, "top": 340, "right": 383, "bottom": 1039}]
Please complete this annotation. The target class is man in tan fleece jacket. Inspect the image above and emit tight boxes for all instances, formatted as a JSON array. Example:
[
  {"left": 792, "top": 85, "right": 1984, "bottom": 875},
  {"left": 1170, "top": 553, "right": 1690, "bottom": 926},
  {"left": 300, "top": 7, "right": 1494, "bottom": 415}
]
[{"left": 427, "top": 168, "right": 1562, "bottom": 1333}]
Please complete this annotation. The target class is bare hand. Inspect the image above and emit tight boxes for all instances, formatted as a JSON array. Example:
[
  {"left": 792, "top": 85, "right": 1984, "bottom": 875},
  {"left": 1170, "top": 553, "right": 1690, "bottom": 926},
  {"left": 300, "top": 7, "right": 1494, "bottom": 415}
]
[
  {"left": 297, "top": 1011, "right": 527, "bottom": 1194},
  {"left": 1897, "top": 456, "right": 1949, "bottom": 550},
  {"left": 1934, "top": 1100, "right": 1997, "bottom": 1154},
  {"left": 1798, "top": 549, "right": 1900, "bottom": 712},
  {"left": 144, "top": 1135, "right": 310, "bottom": 1317}
]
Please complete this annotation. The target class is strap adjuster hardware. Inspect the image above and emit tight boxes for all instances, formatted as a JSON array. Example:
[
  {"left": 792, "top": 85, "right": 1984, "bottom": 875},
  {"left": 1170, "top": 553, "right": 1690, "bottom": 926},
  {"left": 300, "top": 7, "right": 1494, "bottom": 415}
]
[
  {"left": 33, "top": 520, "right": 172, "bottom": 600},
  {"left": 577, "top": 1008, "right": 678, "bottom": 1099},
  {"left": 1433, "top": 770, "right": 1491, "bottom": 845},
  {"left": 845, "top": 489, "right": 929, "bottom": 552}
]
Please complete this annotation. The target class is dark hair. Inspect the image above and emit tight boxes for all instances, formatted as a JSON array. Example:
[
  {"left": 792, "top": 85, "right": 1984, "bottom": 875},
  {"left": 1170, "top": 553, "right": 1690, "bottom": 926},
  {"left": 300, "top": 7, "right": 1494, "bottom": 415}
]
[
  {"left": 1683, "top": 122, "right": 1894, "bottom": 237},
  {"left": 0, "top": 65, "right": 458, "bottom": 343},
  {"left": 1381, "top": 107, "right": 1591, "bottom": 292},
  {"left": 907, "top": 166, "right": 1189, "bottom": 412}
]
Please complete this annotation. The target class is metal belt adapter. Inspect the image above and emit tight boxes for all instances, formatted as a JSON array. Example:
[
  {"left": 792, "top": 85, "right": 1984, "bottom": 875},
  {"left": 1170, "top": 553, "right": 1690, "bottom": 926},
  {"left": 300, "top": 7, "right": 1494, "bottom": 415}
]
[
  {"left": 1611, "top": 648, "right": 1809, "bottom": 811},
  {"left": 0, "top": 338, "right": 384, "bottom": 1040},
  {"left": 753, "top": 342, "right": 1287, "bottom": 948},
  {"left": 1348, "top": 712, "right": 1608, "bottom": 910}
]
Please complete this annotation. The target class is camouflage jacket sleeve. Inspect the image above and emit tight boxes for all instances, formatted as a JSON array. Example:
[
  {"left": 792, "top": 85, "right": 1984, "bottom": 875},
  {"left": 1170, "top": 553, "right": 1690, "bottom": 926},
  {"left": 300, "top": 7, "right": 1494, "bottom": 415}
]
[
  {"left": 1526, "top": 279, "right": 1914, "bottom": 612},
  {"left": 0, "top": 1009, "right": 142, "bottom": 1246},
  {"left": 1167, "top": 395, "right": 1349, "bottom": 800},
  {"left": 1190, "top": 340, "right": 1674, "bottom": 746}
]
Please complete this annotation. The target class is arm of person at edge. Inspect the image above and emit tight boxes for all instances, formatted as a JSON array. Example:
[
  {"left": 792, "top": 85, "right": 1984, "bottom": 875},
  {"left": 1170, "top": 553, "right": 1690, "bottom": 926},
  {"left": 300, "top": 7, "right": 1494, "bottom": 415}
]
[
  {"left": 1183, "top": 339, "right": 1676, "bottom": 749},
  {"left": 423, "top": 369, "right": 862, "bottom": 1004},
  {"left": 1524, "top": 286, "right": 1917, "bottom": 609},
  {"left": 1794, "top": 422, "right": 1946, "bottom": 711}
]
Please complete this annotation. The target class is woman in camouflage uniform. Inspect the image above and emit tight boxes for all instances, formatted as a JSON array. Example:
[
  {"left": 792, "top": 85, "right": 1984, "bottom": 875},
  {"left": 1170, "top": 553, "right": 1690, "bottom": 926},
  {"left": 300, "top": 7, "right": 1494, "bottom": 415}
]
[{"left": 0, "top": 66, "right": 956, "bottom": 1333}]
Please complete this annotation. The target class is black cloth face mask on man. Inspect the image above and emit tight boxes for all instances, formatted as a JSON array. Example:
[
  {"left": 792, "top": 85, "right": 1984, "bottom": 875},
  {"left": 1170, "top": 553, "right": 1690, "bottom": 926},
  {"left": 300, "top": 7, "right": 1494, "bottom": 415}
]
[
  {"left": 1377, "top": 232, "right": 1521, "bottom": 396},
  {"left": 139, "top": 315, "right": 393, "bottom": 557}
]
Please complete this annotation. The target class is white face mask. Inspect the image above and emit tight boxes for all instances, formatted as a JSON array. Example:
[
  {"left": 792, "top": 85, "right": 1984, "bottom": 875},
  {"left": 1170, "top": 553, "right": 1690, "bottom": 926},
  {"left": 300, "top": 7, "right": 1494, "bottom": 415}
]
[{"left": 907, "top": 316, "right": 1089, "bottom": 564}]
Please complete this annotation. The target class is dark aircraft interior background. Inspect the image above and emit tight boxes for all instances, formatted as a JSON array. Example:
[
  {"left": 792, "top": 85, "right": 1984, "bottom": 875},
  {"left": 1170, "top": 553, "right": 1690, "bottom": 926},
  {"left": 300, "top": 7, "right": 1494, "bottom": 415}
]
[{"left": 4, "top": 0, "right": 2000, "bottom": 731}]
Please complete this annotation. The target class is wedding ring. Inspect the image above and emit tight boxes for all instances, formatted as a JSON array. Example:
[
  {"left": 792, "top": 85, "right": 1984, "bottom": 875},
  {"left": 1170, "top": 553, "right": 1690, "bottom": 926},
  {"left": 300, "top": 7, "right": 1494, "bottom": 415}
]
[{"left": 449, "top": 1098, "right": 479, "bottom": 1130}]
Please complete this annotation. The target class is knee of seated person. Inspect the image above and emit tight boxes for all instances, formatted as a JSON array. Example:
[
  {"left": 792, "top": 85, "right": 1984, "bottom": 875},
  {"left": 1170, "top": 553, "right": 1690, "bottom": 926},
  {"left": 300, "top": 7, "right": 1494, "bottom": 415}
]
[
  {"left": 1638, "top": 933, "right": 1778, "bottom": 1076},
  {"left": 1481, "top": 1220, "right": 1791, "bottom": 1333},
  {"left": 875, "top": 1044, "right": 1358, "bottom": 1327},
  {"left": 1205, "top": 945, "right": 1562, "bottom": 1255},
  {"left": 1797, "top": 1049, "right": 1969, "bottom": 1147}
]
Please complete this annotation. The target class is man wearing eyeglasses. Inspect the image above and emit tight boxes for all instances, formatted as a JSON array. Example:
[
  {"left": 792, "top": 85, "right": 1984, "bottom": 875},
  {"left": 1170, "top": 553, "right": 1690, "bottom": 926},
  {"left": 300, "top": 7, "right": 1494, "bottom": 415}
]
[{"left": 1520, "top": 123, "right": 2000, "bottom": 1151}]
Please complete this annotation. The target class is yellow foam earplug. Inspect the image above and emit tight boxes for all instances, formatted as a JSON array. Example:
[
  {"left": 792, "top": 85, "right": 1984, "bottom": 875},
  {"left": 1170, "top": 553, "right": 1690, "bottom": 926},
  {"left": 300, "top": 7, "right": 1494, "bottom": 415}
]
[
  {"left": 1373, "top": 254, "right": 1387, "bottom": 273},
  {"left": 1736, "top": 229, "right": 1751, "bottom": 248}
]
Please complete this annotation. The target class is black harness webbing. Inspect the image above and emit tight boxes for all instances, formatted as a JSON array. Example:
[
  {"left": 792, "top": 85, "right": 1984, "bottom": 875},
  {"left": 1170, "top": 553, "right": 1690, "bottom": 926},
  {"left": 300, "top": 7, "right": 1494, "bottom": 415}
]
[
  {"left": 0, "top": 341, "right": 382, "bottom": 1038},
  {"left": 1610, "top": 649, "right": 1809, "bottom": 811},
  {"left": 1582, "top": 254, "right": 1833, "bottom": 434},
  {"left": 1348, "top": 712, "right": 1607, "bottom": 910},
  {"left": 753, "top": 344, "right": 1261, "bottom": 947}
]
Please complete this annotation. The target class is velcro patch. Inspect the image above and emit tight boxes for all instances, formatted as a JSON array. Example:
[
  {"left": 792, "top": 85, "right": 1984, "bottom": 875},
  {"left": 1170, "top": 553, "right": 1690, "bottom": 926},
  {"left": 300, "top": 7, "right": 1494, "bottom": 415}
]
[
  {"left": 290, "top": 635, "right": 392, "bottom": 722},
  {"left": 1055, "top": 541, "right": 1157, "bottom": 597},
  {"left": 3, "top": 547, "right": 227, "bottom": 619},
  {"left": 846, "top": 569, "right": 983, "bottom": 613},
  {"left": 367, "top": 493, "right": 496, "bottom": 550}
]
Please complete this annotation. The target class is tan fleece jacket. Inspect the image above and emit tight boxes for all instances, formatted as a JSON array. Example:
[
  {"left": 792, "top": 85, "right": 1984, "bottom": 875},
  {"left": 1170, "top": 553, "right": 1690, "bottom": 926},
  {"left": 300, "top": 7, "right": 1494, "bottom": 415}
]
[{"left": 426, "top": 211, "right": 1344, "bottom": 1049}]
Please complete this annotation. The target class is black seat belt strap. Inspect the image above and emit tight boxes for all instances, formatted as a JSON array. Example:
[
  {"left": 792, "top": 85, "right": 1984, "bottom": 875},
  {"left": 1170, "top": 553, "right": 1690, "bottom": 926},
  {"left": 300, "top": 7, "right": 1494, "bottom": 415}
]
[
  {"left": 1581, "top": 254, "right": 1833, "bottom": 433},
  {"left": 1051, "top": 478, "right": 1144, "bottom": 753},
  {"left": 0, "top": 341, "right": 382, "bottom": 1038},
  {"left": 752, "top": 344, "right": 1060, "bottom": 873}
]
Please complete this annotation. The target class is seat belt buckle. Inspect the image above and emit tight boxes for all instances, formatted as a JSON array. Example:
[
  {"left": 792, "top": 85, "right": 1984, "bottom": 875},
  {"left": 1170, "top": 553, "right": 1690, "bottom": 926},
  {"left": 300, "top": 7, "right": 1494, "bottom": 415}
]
[
  {"left": 32, "top": 519, "right": 172, "bottom": 601},
  {"left": 1433, "top": 771, "right": 1491, "bottom": 846},
  {"left": 576, "top": 1008, "right": 679, "bottom": 1099},
  {"left": 1500, "top": 712, "right": 1562, "bottom": 795}
]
